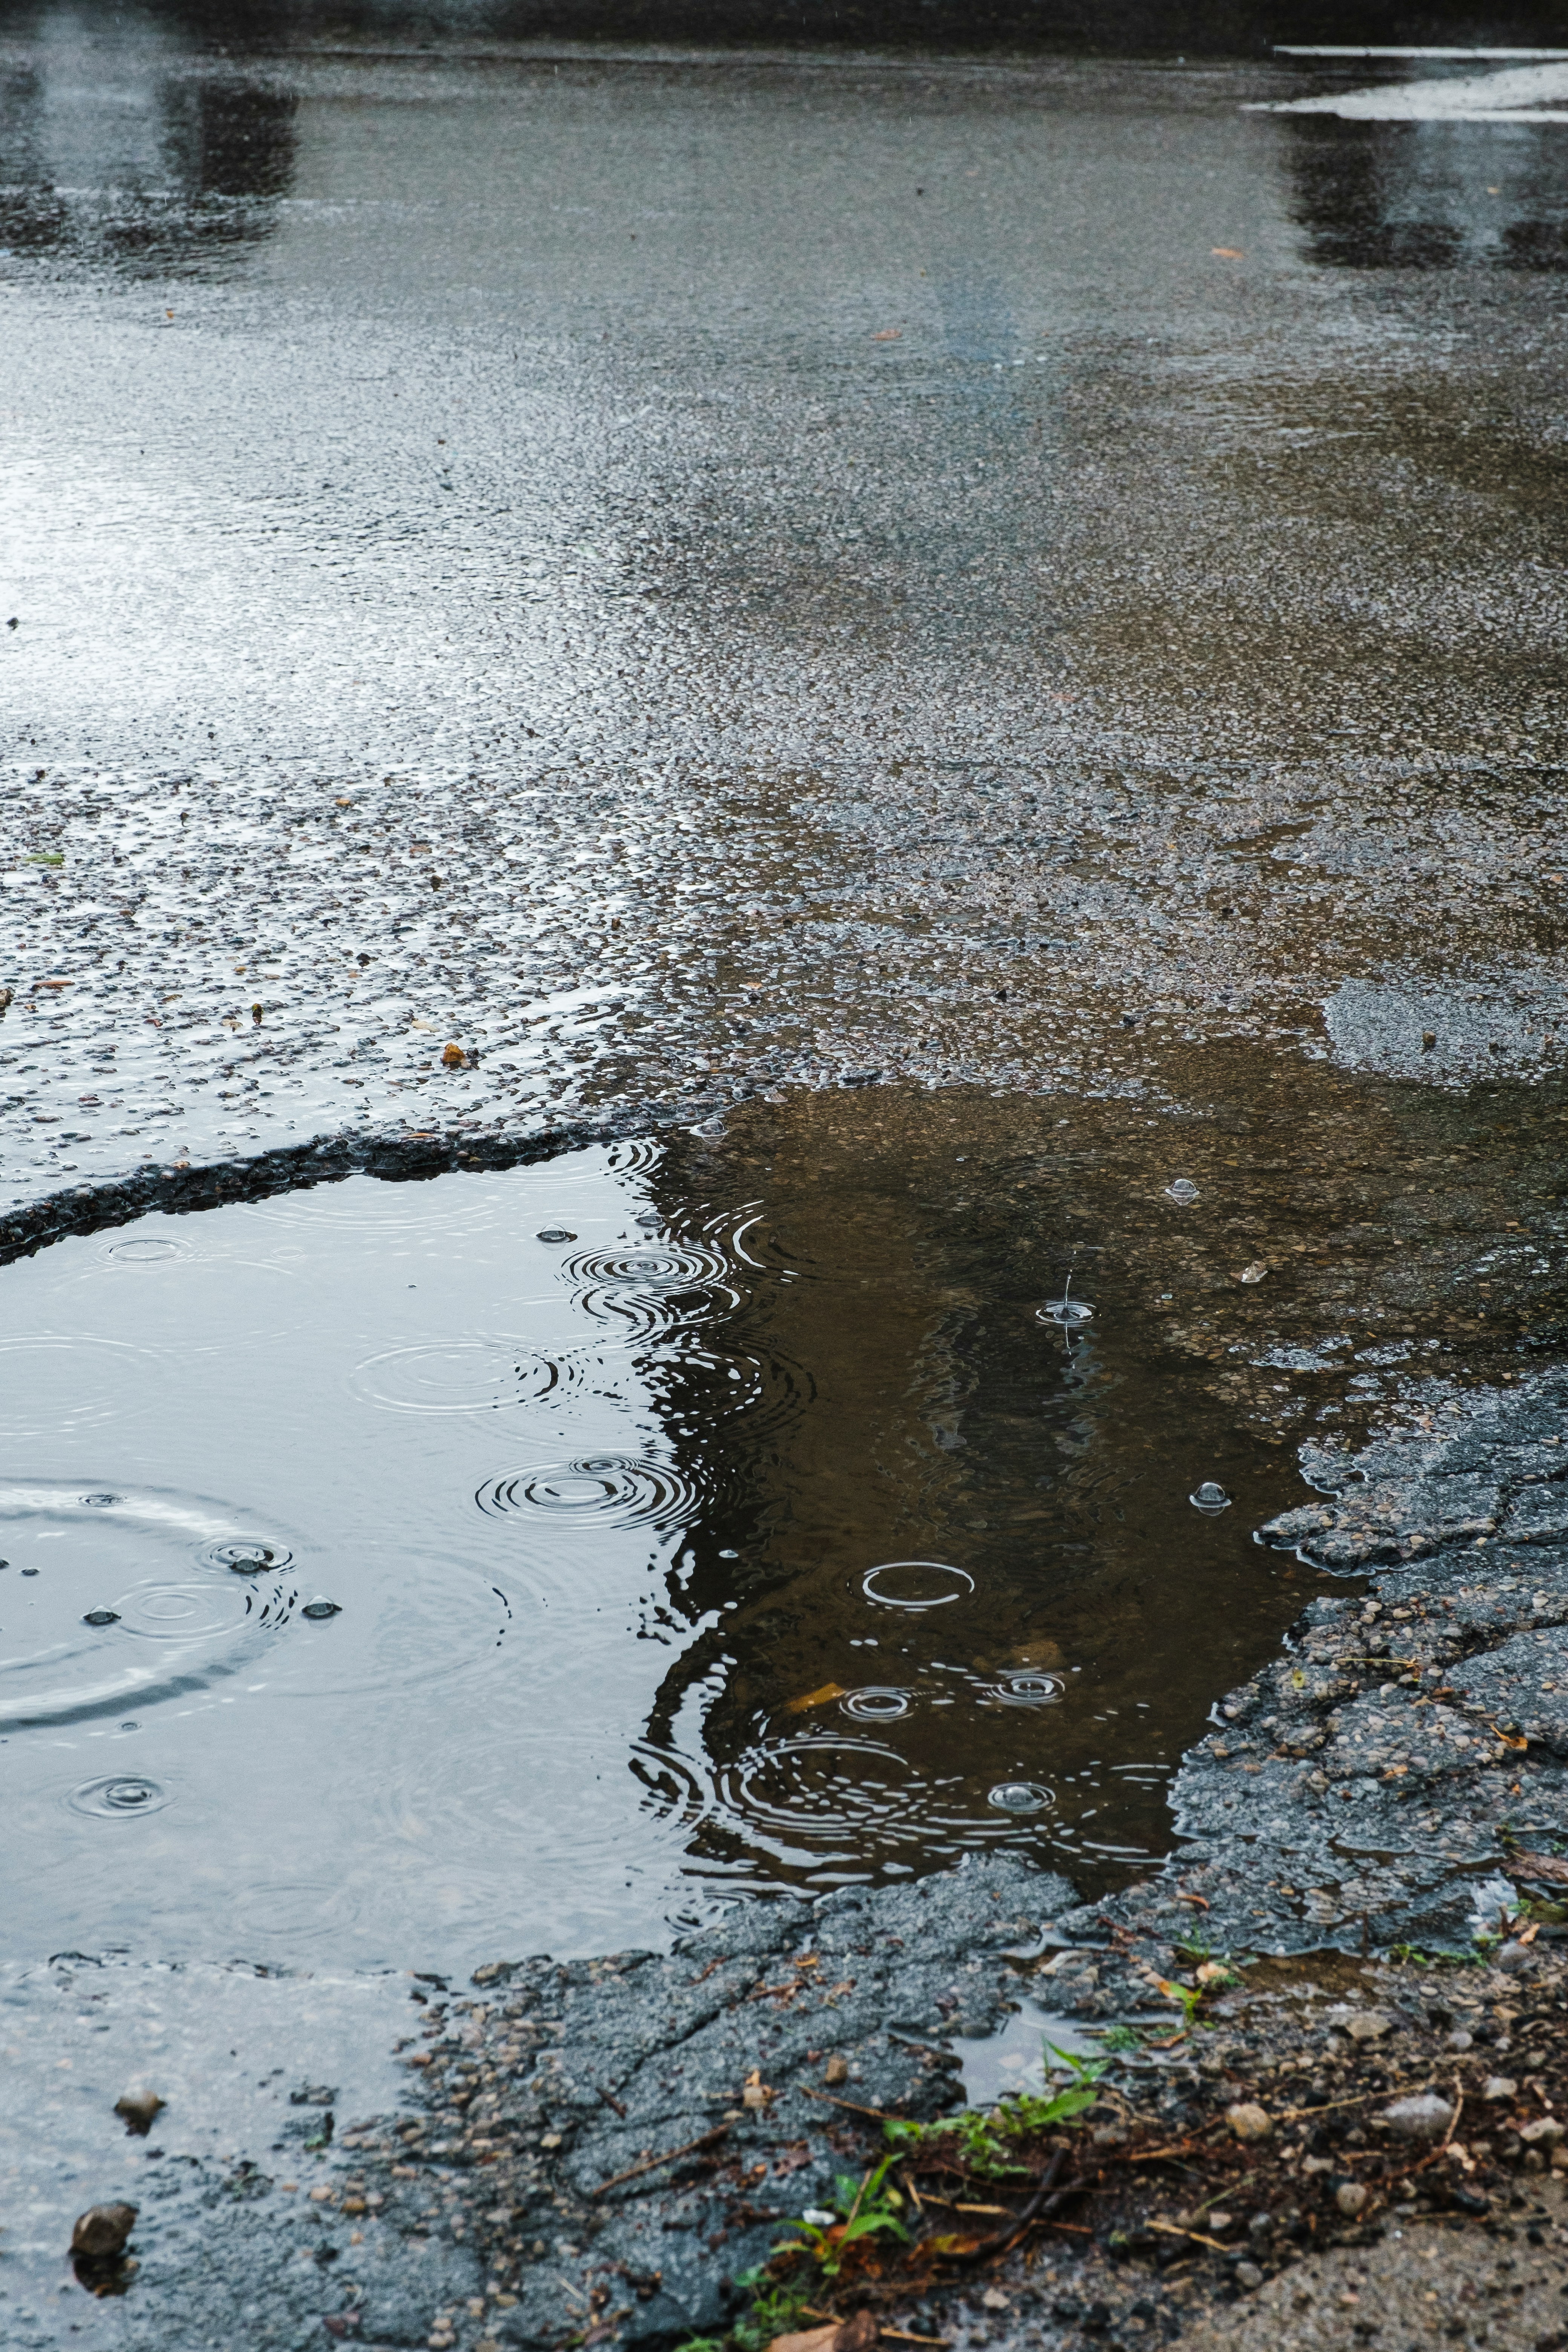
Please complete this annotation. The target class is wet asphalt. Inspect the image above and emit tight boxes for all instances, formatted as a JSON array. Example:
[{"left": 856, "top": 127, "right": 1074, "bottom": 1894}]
[
  {"left": 4, "top": 22, "right": 1568, "bottom": 1217},
  {"left": 4, "top": 18, "right": 1568, "bottom": 2352}
]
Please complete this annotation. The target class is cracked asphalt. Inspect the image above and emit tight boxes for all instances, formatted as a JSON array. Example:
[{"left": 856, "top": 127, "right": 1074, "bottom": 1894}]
[
  {"left": 5, "top": 17, "right": 1568, "bottom": 2352},
  {"left": 4, "top": 26, "right": 1568, "bottom": 1220}
]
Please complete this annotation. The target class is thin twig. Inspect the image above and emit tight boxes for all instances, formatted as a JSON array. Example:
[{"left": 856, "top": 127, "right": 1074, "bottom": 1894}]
[
  {"left": 810, "top": 2090, "right": 902, "bottom": 2121},
  {"left": 590, "top": 2124, "right": 729, "bottom": 2198},
  {"left": 1149, "top": 2218, "right": 1231, "bottom": 2254},
  {"left": 595, "top": 2085, "right": 627, "bottom": 2120}
]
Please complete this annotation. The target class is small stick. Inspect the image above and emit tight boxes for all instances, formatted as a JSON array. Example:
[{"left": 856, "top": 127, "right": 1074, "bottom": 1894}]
[
  {"left": 596, "top": 2086, "right": 628, "bottom": 2120},
  {"left": 1280, "top": 2082, "right": 1422, "bottom": 2121},
  {"left": 590, "top": 2124, "right": 729, "bottom": 2198},
  {"left": 810, "top": 2090, "right": 901, "bottom": 2121},
  {"left": 1149, "top": 2218, "right": 1231, "bottom": 2254}
]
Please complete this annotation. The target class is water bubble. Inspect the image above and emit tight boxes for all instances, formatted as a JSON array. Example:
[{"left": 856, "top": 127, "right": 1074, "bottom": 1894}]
[
  {"left": 1164, "top": 1178, "right": 1200, "bottom": 1204},
  {"left": 84, "top": 1493, "right": 123, "bottom": 1509},
  {"left": 1038, "top": 1297, "right": 1094, "bottom": 1326},
  {"left": 69, "top": 1775, "right": 170, "bottom": 1819},
  {"left": 302, "top": 1600, "right": 341, "bottom": 1620},
  {"left": 840, "top": 1687, "right": 914, "bottom": 1722},
  {"left": 536, "top": 1228, "right": 576, "bottom": 1243},
  {"left": 202, "top": 1540, "right": 294, "bottom": 1575},
  {"left": 987, "top": 1781, "right": 1053, "bottom": 1815},
  {"left": 1189, "top": 1481, "right": 1232, "bottom": 1515},
  {"left": 476, "top": 1456, "right": 697, "bottom": 1530},
  {"left": 718, "top": 1548, "right": 740, "bottom": 1560},
  {"left": 989, "top": 1672, "right": 1065, "bottom": 1708},
  {"left": 860, "top": 1560, "right": 975, "bottom": 1611},
  {"left": 107, "top": 1238, "right": 186, "bottom": 1264},
  {"left": 82, "top": 1609, "right": 121, "bottom": 1628}
]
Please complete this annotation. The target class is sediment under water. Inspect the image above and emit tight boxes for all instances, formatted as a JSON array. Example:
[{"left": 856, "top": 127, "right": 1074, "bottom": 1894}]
[{"left": 3, "top": 1055, "right": 1564, "bottom": 1973}]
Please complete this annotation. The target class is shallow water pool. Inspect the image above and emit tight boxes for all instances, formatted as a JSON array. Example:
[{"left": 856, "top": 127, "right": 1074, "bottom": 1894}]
[{"left": 6, "top": 1065, "right": 1559, "bottom": 1973}]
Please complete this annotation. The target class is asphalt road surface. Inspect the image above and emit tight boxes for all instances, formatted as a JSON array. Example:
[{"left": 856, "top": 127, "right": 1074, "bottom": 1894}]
[
  {"left": 5, "top": 18, "right": 1568, "bottom": 2352},
  {"left": 3, "top": 18, "right": 1567, "bottom": 1218}
]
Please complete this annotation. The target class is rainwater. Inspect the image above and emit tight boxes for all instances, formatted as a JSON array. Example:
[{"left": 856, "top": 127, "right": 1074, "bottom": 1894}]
[{"left": 4, "top": 1070, "right": 1565, "bottom": 1974}]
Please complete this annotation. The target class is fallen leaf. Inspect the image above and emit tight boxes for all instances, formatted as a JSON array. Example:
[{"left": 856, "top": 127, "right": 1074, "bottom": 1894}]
[
  {"left": 742, "top": 2068, "right": 776, "bottom": 2110},
  {"left": 871, "top": 329, "right": 902, "bottom": 341},
  {"left": 1212, "top": 247, "right": 1244, "bottom": 258},
  {"left": 769, "top": 2330, "right": 839, "bottom": 2352},
  {"left": 1510, "top": 1851, "right": 1568, "bottom": 1885},
  {"left": 787, "top": 1683, "right": 848, "bottom": 1713},
  {"left": 1238, "top": 1261, "right": 1269, "bottom": 1284},
  {"left": 441, "top": 1042, "right": 466, "bottom": 1067}
]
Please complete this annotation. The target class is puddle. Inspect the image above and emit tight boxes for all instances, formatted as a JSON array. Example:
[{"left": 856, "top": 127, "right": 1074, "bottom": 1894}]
[
  {"left": 3, "top": 1062, "right": 1566, "bottom": 1974},
  {"left": 957, "top": 1995, "right": 1116, "bottom": 2112}
]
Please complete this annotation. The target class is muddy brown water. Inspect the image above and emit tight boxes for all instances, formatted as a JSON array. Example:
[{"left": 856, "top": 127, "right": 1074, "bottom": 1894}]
[{"left": 2, "top": 1054, "right": 1565, "bottom": 1973}]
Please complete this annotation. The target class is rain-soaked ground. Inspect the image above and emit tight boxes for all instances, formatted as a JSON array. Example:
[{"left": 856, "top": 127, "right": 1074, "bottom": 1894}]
[{"left": 3, "top": 15, "right": 1568, "bottom": 2345}]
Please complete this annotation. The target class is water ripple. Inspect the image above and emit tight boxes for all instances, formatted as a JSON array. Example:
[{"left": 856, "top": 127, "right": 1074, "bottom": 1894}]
[
  {"left": 0, "top": 1484, "right": 298, "bottom": 1728},
  {"left": 351, "top": 1338, "right": 625, "bottom": 1415},
  {"left": 860, "top": 1560, "right": 975, "bottom": 1611},
  {"left": 476, "top": 1456, "right": 698, "bottom": 1530},
  {"left": 0, "top": 1337, "right": 162, "bottom": 1440},
  {"left": 68, "top": 1775, "right": 172, "bottom": 1820}
]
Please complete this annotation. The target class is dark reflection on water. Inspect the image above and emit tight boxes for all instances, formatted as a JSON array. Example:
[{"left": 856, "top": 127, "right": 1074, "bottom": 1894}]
[
  {"left": 0, "top": 35, "right": 296, "bottom": 273},
  {"left": 638, "top": 1064, "right": 1568, "bottom": 1900},
  {"left": 2, "top": 1059, "right": 1566, "bottom": 1968},
  {"left": 1286, "top": 117, "right": 1568, "bottom": 271}
]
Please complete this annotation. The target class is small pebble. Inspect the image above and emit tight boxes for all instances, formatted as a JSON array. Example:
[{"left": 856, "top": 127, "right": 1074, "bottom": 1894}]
[
  {"left": 71, "top": 2203, "right": 137, "bottom": 2259},
  {"left": 1226, "top": 2103, "right": 1272, "bottom": 2142},
  {"left": 1382, "top": 2095, "right": 1454, "bottom": 2142}
]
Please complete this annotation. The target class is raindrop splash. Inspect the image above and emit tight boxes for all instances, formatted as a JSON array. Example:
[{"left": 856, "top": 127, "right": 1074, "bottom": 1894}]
[
  {"left": 69, "top": 1775, "right": 170, "bottom": 1819},
  {"left": 476, "top": 1456, "right": 697, "bottom": 1530},
  {"left": 989, "top": 1672, "right": 1066, "bottom": 1708},
  {"left": 839, "top": 1687, "right": 914, "bottom": 1722},
  {"left": 986, "top": 1781, "right": 1053, "bottom": 1815},
  {"left": 861, "top": 1560, "right": 975, "bottom": 1611}
]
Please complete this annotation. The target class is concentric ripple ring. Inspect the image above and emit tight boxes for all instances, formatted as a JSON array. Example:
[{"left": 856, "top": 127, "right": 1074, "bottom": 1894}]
[
  {"left": 839, "top": 1687, "right": 915, "bottom": 1722},
  {"left": 476, "top": 1456, "right": 698, "bottom": 1530},
  {"left": 351, "top": 1340, "right": 611, "bottom": 1415},
  {"left": 68, "top": 1775, "right": 172, "bottom": 1820},
  {"left": 860, "top": 1560, "right": 975, "bottom": 1611},
  {"left": 0, "top": 1483, "right": 299, "bottom": 1728},
  {"left": 988, "top": 1672, "right": 1066, "bottom": 1709}
]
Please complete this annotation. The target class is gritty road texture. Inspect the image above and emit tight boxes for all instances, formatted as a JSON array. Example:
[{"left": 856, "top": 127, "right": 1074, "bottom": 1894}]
[
  {"left": 5, "top": 35, "right": 1568, "bottom": 1221},
  {"left": 6, "top": 22, "right": 1568, "bottom": 2352}
]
